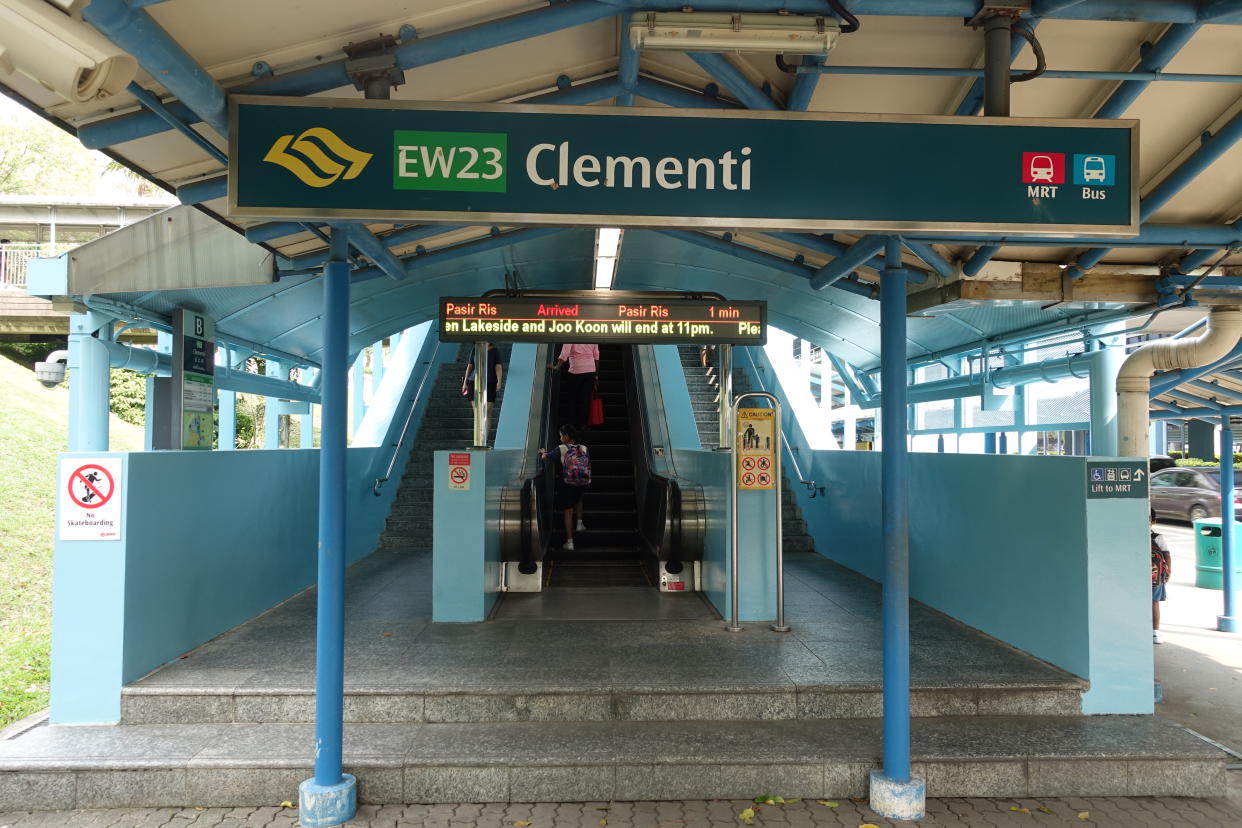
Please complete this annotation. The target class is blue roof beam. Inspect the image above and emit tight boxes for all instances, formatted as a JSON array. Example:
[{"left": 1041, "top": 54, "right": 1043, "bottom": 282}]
[
  {"left": 810, "top": 235, "right": 887, "bottom": 290},
  {"left": 81, "top": 0, "right": 228, "bottom": 138},
  {"left": 77, "top": 0, "right": 621, "bottom": 150},
  {"left": 687, "top": 53, "right": 779, "bottom": 110},
  {"left": 618, "top": 11, "right": 639, "bottom": 106},
  {"left": 342, "top": 224, "right": 408, "bottom": 282},
  {"left": 654, "top": 229, "right": 878, "bottom": 300}
]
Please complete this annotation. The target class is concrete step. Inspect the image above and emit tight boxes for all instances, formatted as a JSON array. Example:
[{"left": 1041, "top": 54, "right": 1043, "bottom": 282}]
[
  {"left": 0, "top": 716, "right": 1223, "bottom": 808},
  {"left": 116, "top": 680, "right": 1087, "bottom": 727}
]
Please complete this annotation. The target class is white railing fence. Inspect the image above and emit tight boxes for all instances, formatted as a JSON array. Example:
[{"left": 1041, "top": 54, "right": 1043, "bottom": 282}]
[{"left": 0, "top": 243, "right": 77, "bottom": 289}]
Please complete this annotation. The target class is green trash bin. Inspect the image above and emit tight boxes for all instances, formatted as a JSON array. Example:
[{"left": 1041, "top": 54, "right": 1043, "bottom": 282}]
[{"left": 1192, "top": 518, "right": 1242, "bottom": 590}]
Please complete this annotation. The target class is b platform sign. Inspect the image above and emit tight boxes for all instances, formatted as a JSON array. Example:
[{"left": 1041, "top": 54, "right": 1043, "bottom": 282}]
[
  {"left": 737, "top": 408, "right": 776, "bottom": 491},
  {"left": 230, "top": 96, "right": 1137, "bottom": 236},
  {"left": 58, "top": 457, "right": 123, "bottom": 541}
]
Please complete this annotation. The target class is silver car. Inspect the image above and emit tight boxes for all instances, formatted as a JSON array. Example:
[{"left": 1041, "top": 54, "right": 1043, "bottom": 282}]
[{"left": 1149, "top": 466, "right": 1242, "bottom": 522}]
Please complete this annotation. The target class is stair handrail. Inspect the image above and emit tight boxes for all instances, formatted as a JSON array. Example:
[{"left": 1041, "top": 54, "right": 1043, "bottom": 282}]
[
  {"left": 372, "top": 339, "right": 442, "bottom": 496},
  {"left": 740, "top": 347, "right": 818, "bottom": 498}
]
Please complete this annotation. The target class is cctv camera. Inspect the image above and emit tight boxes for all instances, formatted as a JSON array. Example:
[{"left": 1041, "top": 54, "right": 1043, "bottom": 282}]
[
  {"left": 0, "top": 0, "right": 137, "bottom": 104},
  {"left": 34, "top": 349, "right": 68, "bottom": 389}
]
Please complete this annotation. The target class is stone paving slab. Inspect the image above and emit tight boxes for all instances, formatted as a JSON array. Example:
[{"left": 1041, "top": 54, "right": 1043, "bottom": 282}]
[{"left": 2, "top": 785, "right": 1242, "bottom": 828}]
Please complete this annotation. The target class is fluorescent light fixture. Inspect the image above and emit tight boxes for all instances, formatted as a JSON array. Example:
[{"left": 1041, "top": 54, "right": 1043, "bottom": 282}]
[
  {"left": 0, "top": 0, "right": 137, "bottom": 103},
  {"left": 630, "top": 12, "right": 839, "bottom": 56},
  {"left": 594, "top": 228, "right": 622, "bottom": 290}
]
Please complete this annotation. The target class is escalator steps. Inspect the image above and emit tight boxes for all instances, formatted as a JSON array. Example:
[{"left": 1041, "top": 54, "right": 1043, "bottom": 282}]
[{"left": 545, "top": 561, "right": 651, "bottom": 588}]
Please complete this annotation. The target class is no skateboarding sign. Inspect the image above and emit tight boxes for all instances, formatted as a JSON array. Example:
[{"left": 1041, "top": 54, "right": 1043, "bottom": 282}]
[
  {"left": 448, "top": 453, "right": 471, "bottom": 491},
  {"left": 58, "top": 457, "right": 123, "bottom": 540}
]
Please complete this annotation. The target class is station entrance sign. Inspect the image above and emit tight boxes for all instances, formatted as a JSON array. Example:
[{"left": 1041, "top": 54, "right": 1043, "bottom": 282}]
[
  {"left": 230, "top": 96, "right": 1137, "bottom": 236},
  {"left": 438, "top": 292, "right": 766, "bottom": 345}
]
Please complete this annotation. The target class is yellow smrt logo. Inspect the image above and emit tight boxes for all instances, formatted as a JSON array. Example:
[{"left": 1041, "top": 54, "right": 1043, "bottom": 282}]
[{"left": 262, "top": 127, "right": 372, "bottom": 188}]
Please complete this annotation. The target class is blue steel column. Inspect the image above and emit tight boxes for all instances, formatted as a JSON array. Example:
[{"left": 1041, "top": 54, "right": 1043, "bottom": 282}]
[
  {"left": 299, "top": 229, "right": 356, "bottom": 826},
  {"left": 869, "top": 238, "right": 924, "bottom": 820},
  {"left": 68, "top": 311, "right": 112, "bottom": 451},
  {"left": 1222, "top": 419, "right": 1239, "bottom": 632}
]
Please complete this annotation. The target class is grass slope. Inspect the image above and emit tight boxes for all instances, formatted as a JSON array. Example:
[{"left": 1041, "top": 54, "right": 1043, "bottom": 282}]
[{"left": 0, "top": 356, "right": 143, "bottom": 727}]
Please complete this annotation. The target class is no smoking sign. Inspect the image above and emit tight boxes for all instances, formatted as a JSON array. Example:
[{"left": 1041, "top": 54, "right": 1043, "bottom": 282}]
[
  {"left": 58, "top": 457, "right": 123, "bottom": 541},
  {"left": 447, "top": 452, "right": 471, "bottom": 491}
]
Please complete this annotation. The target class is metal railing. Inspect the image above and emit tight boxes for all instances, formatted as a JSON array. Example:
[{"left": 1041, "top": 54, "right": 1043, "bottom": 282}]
[
  {"left": 371, "top": 340, "right": 441, "bottom": 495},
  {"left": 0, "top": 243, "right": 77, "bottom": 288}
]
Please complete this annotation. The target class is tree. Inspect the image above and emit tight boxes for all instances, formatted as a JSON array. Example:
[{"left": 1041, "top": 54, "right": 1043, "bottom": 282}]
[{"left": 0, "top": 105, "right": 100, "bottom": 195}]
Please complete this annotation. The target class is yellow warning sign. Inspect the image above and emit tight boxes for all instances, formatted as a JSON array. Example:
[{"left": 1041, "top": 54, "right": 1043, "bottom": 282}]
[{"left": 736, "top": 408, "right": 775, "bottom": 490}]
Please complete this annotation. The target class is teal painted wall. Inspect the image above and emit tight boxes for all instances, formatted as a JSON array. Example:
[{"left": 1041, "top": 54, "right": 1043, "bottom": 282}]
[
  {"left": 652, "top": 345, "right": 701, "bottom": 450},
  {"left": 432, "top": 449, "right": 525, "bottom": 622},
  {"left": 495, "top": 343, "right": 540, "bottom": 449},
  {"left": 744, "top": 345, "right": 1150, "bottom": 712},
  {"left": 51, "top": 332, "right": 448, "bottom": 723}
]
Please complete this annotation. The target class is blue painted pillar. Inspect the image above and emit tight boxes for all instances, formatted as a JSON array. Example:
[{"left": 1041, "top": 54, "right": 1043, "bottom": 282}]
[
  {"left": 351, "top": 351, "right": 367, "bottom": 437},
  {"left": 1222, "top": 419, "right": 1239, "bottom": 633},
  {"left": 68, "top": 311, "right": 112, "bottom": 451},
  {"left": 1150, "top": 422, "right": 1167, "bottom": 455},
  {"left": 869, "top": 238, "right": 924, "bottom": 820},
  {"left": 265, "top": 359, "right": 283, "bottom": 449},
  {"left": 983, "top": 432, "right": 997, "bottom": 454},
  {"left": 373, "top": 341, "right": 385, "bottom": 387},
  {"left": 1089, "top": 325, "right": 1124, "bottom": 456},
  {"left": 999, "top": 432, "right": 1009, "bottom": 455},
  {"left": 299, "top": 229, "right": 356, "bottom": 826},
  {"left": 217, "top": 348, "right": 236, "bottom": 451},
  {"left": 936, "top": 435, "right": 945, "bottom": 453}
]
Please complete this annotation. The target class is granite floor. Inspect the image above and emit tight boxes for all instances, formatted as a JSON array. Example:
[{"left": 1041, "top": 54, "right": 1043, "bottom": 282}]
[{"left": 128, "top": 548, "right": 1082, "bottom": 696}]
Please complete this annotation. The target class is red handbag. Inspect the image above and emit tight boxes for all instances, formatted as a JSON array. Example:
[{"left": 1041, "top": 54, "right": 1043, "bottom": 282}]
[{"left": 588, "top": 391, "right": 605, "bottom": 426}]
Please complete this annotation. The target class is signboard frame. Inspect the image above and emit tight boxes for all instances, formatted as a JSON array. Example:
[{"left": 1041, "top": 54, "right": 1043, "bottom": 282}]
[
  {"left": 229, "top": 95, "right": 1139, "bottom": 237},
  {"left": 437, "top": 290, "right": 767, "bottom": 346}
]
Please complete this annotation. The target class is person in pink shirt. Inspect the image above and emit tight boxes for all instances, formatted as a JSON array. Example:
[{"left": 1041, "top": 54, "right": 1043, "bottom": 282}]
[{"left": 550, "top": 343, "right": 600, "bottom": 428}]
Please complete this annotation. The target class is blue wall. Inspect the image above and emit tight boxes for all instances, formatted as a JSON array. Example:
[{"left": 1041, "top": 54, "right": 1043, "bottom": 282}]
[
  {"left": 431, "top": 449, "right": 525, "bottom": 622},
  {"left": 743, "top": 346, "right": 1151, "bottom": 713},
  {"left": 51, "top": 330, "right": 448, "bottom": 723}
]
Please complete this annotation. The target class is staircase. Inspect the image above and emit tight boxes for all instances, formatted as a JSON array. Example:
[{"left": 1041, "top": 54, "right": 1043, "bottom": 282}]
[
  {"left": 678, "top": 345, "right": 815, "bottom": 555},
  {"left": 379, "top": 344, "right": 504, "bottom": 551}
]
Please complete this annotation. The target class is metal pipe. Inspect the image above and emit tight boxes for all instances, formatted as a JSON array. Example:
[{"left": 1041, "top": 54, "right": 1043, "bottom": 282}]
[
  {"left": 521, "top": 77, "right": 627, "bottom": 106},
  {"left": 957, "top": 18, "right": 1042, "bottom": 116},
  {"left": 879, "top": 237, "right": 911, "bottom": 782},
  {"left": 770, "top": 395, "right": 788, "bottom": 633},
  {"left": 963, "top": 245, "right": 1000, "bottom": 277},
  {"left": 1117, "top": 306, "right": 1242, "bottom": 456},
  {"left": 1095, "top": 23, "right": 1201, "bottom": 118},
  {"left": 1220, "top": 420, "right": 1239, "bottom": 633},
  {"left": 473, "top": 342, "right": 489, "bottom": 447},
  {"left": 719, "top": 344, "right": 733, "bottom": 450},
  {"left": 631, "top": 77, "right": 740, "bottom": 109},
  {"left": 125, "top": 83, "right": 227, "bottom": 164},
  {"left": 796, "top": 64, "right": 1242, "bottom": 84},
  {"left": 728, "top": 382, "right": 741, "bottom": 633},
  {"left": 983, "top": 14, "right": 1014, "bottom": 117},
  {"left": 375, "top": 339, "right": 442, "bottom": 494},
  {"left": 618, "top": 11, "right": 639, "bottom": 106},
  {"left": 312, "top": 234, "right": 351, "bottom": 799}
]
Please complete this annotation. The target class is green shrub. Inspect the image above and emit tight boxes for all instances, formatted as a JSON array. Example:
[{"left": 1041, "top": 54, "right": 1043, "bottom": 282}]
[{"left": 109, "top": 369, "right": 147, "bottom": 427}]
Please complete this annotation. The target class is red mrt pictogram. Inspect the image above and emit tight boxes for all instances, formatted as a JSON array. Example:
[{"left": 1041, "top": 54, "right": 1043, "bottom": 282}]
[{"left": 1022, "top": 152, "right": 1065, "bottom": 184}]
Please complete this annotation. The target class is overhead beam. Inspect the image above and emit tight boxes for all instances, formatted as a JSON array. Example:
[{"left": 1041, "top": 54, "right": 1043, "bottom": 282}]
[
  {"left": 687, "top": 53, "right": 778, "bottom": 110},
  {"left": 810, "top": 236, "right": 887, "bottom": 290},
  {"left": 908, "top": 266, "right": 1160, "bottom": 313}
]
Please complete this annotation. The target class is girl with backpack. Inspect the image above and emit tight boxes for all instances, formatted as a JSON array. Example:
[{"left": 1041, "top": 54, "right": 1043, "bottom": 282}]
[
  {"left": 539, "top": 423, "right": 591, "bottom": 551},
  {"left": 1151, "top": 509, "right": 1172, "bottom": 644}
]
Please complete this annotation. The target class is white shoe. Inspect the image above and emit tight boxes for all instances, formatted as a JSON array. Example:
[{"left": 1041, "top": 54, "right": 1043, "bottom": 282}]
[
  {"left": 563, "top": 539, "right": 575, "bottom": 551},
  {"left": 1153, "top": 630, "right": 1163, "bottom": 644},
  {"left": 576, "top": 520, "right": 587, "bottom": 532}
]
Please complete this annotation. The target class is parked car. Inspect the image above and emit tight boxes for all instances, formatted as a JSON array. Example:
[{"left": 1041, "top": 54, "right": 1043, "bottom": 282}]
[
  {"left": 1149, "top": 466, "right": 1242, "bottom": 522},
  {"left": 1149, "top": 455, "right": 1176, "bottom": 473}
]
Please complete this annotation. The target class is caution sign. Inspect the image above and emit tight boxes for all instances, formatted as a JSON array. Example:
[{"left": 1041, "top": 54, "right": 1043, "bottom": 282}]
[
  {"left": 58, "top": 457, "right": 123, "bottom": 541},
  {"left": 736, "top": 408, "right": 775, "bottom": 490},
  {"left": 448, "top": 452, "right": 471, "bottom": 491}
]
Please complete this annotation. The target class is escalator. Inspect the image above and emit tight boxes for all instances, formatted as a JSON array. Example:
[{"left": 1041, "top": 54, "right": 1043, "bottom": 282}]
[
  {"left": 545, "top": 344, "right": 646, "bottom": 585},
  {"left": 498, "top": 343, "right": 704, "bottom": 603}
]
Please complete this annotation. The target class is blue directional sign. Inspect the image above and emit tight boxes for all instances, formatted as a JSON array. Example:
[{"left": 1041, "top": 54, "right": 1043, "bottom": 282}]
[{"left": 229, "top": 96, "right": 1138, "bottom": 236}]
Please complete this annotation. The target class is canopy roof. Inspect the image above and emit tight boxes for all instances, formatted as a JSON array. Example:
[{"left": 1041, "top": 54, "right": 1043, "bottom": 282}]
[{"left": 6, "top": 1, "right": 1242, "bottom": 390}]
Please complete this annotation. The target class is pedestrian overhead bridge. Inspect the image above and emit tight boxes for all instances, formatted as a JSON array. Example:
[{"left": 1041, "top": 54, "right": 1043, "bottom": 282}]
[{"left": 3, "top": 1, "right": 1242, "bottom": 824}]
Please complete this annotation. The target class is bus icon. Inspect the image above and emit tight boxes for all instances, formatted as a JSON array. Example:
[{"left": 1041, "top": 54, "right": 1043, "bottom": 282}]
[{"left": 1073, "top": 154, "right": 1115, "bottom": 186}]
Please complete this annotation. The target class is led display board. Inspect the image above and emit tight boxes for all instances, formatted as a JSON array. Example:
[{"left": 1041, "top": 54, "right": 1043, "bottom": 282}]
[{"left": 438, "top": 293, "right": 766, "bottom": 345}]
